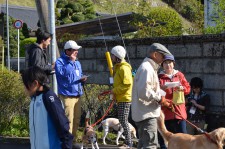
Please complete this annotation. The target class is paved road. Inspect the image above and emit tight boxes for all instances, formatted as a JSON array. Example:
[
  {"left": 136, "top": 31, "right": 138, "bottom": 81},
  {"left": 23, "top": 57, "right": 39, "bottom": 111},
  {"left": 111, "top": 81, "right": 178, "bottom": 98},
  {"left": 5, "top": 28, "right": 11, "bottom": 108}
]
[
  {"left": 0, "top": 137, "right": 137, "bottom": 149},
  {"left": 0, "top": 143, "right": 30, "bottom": 149},
  {"left": 0, "top": 143, "right": 135, "bottom": 149}
]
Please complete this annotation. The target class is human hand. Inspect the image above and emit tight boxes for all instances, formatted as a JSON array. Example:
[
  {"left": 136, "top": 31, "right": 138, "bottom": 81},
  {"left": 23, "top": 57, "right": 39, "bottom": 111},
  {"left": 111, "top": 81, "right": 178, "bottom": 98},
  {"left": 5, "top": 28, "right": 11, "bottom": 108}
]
[
  {"left": 52, "top": 62, "right": 55, "bottom": 69},
  {"left": 190, "top": 100, "right": 197, "bottom": 106},
  {"left": 80, "top": 76, "right": 88, "bottom": 82},
  {"left": 178, "top": 85, "right": 184, "bottom": 91},
  {"left": 110, "top": 90, "right": 116, "bottom": 100},
  {"left": 70, "top": 54, "right": 77, "bottom": 61},
  {"left": 175, "top": 85, "right": 184, "bottom": 91},
  {"left": 160, "top": 96, "right": 172, "bottom": 108},
  {"left": 161, "top": 85, "right": 168, "bottom": 90}
]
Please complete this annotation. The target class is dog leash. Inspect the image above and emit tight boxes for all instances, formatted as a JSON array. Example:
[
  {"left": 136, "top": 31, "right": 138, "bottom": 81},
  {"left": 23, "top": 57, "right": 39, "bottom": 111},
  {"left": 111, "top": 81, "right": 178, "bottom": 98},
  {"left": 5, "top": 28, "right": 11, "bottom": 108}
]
[
  {"left": 91, "top": 91, "right": 115, "bottom": 127},
  {"left": 169, "top": 105, "right": 204, "bottom": 132},
  {"left": 167, "top": 105, "right": 218, "bottom": 146}
]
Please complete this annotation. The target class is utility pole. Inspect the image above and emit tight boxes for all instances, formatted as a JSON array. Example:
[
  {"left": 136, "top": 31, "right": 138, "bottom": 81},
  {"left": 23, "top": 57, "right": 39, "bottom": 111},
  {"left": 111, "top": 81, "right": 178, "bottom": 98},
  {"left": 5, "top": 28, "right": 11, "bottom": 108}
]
[
  {"left": 49, "top": 0, "right": 57, "bottom": 94},
  {"left": 6, "top": 0, "right": 10, "bottom": 70}
]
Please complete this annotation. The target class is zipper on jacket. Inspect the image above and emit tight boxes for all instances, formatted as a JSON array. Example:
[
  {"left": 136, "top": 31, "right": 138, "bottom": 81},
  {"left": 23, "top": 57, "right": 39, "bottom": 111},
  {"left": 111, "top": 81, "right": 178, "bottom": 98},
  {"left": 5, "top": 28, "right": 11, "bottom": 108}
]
[{"left": 33, "top": 96, "right": 36, "bottom": 149}]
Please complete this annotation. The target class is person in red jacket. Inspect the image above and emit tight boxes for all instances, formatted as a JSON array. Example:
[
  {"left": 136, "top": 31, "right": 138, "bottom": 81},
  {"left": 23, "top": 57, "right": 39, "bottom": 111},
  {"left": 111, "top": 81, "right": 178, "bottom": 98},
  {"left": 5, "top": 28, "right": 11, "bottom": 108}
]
[{"left": 158, "top": 55, "right": 190, "bottom": 149}]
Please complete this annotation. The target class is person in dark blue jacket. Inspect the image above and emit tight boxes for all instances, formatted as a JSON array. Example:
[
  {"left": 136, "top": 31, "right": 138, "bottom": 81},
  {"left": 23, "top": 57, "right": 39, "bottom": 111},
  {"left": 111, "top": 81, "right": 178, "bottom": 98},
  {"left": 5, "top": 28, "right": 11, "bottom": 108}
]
[
  {"left": 55, "top": 40, "right": 87, "bottom": 143},
  {"left": 21, "top": 66, "right": 73, "bottom": 149}
]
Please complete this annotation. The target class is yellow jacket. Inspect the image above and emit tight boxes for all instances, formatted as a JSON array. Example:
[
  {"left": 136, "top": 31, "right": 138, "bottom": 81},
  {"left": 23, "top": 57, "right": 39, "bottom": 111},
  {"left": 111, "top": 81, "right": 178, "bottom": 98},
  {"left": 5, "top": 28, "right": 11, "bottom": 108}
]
[{"left": 112, "top": 61, "right": 133, "bottom": 103}]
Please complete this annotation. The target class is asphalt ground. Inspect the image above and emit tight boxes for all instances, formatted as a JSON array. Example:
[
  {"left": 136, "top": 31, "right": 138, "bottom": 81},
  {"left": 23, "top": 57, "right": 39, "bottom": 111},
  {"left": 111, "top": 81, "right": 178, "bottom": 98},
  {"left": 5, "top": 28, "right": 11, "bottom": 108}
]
[
  {"left": 0, "top": 137, "right": 138, "bottom": 149},
  {"left": 0, "top": 143, "right": 136, "bottom": 149}
]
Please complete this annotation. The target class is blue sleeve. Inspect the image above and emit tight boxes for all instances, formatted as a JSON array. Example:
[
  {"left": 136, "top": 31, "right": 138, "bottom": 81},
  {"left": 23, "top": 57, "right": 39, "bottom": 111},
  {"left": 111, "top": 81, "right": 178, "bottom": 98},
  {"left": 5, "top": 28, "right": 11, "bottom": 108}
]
[
  {"left": 43, "top": 90, "right": 73, "bottom": 149},
  {"left": 55, "top": 58, "right": 82, "bottom": 84}
]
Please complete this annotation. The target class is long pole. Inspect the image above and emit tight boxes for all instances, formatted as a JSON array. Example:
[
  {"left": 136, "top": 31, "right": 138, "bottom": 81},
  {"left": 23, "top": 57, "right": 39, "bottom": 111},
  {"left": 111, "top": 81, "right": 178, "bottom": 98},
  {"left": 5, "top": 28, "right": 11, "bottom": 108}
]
[
  {"left": 49, "top": 0, "right": 57, "bottom": 94},
  {"left": 17, "top": 29, "right": 20, "bottom": 72},
  {"left": 6, "top": 0, "right": 10, "bottom": 70},
  {"left": 2, "top": 46, "right": 4, "bottom": 71}
]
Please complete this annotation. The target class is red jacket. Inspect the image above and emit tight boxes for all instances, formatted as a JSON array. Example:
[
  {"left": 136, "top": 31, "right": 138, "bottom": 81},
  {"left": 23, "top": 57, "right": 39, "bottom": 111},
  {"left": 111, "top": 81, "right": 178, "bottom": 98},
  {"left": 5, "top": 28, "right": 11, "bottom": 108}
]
[{"left": 158, "top": 70, "right": 190, "bottom": 120}]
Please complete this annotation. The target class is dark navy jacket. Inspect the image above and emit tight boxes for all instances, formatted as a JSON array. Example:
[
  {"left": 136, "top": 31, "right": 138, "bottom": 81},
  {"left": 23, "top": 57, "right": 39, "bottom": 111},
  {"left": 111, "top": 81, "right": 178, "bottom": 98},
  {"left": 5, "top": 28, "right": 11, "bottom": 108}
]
[{"left": 29, "top": 89, "right": 73, "bottom": 149}]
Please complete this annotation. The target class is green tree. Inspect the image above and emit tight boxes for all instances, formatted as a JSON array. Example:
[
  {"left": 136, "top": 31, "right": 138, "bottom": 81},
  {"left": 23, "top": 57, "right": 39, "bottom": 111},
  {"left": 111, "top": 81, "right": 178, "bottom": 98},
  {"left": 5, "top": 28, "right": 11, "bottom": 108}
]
[
  {"left": 22, "top": 23, "right": 30, "bottom": 38},
  {"left": 204, "top": 0, "right": 225, "bottom": 34},
  {"left": 92, "top": 0, "right": 139, "bottom": 14},
  {"left": 129, "top": 5, "right": 182, "bottom": 38},
  {"left": 20, "top": 37, "right": 36, "bottom": 57},
  {"left": 161, "top": 0, "right": 204, "bottom": 27},
  {"left": 56, "top": 0, "right": 96, "bottom": 25}
]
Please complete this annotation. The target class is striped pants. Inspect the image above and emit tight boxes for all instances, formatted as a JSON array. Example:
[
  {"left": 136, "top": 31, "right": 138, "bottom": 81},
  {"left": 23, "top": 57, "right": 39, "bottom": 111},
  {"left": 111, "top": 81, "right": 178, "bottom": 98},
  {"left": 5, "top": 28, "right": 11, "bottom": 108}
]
[{"left": 117, "top": 102, "right": 132, "bottom": 147}]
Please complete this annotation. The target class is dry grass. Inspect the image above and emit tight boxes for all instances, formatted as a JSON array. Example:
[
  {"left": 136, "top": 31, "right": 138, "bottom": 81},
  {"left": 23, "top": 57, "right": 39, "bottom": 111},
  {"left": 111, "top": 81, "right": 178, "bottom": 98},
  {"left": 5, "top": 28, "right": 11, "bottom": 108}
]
[{"left": 0, "top": 0, "right": 35, "bottom": 7}]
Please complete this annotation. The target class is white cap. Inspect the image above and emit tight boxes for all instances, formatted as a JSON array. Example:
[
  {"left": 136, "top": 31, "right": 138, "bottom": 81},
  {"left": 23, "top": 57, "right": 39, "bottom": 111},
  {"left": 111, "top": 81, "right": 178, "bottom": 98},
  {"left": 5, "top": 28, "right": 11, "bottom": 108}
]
[
  {"left": 111, "top": 45, "right": 126, "bottom": 60},
  {"left": 64, "top": 40, "right": 82, "bottom": 50}
]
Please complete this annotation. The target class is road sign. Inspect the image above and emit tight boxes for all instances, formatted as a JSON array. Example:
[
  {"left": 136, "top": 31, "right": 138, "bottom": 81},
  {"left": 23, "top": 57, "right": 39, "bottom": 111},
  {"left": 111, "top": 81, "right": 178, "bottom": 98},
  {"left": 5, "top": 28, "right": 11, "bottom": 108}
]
[
  {"left": 13, "top": 20, "right": 23, "bottom": 29},
  {"left": 13, "top": 20, "right": 23, "bottom": 72}
]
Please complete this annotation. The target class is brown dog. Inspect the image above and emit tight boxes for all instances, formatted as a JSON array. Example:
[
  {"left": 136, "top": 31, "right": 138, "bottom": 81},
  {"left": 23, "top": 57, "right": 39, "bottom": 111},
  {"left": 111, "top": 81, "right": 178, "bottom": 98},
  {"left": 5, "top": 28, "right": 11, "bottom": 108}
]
[
  {"left": 157, "top": 111, "right": 225, "bottom": 149},
  {"left": 81, "top": 118, "right": 99, "bottom": 149}
]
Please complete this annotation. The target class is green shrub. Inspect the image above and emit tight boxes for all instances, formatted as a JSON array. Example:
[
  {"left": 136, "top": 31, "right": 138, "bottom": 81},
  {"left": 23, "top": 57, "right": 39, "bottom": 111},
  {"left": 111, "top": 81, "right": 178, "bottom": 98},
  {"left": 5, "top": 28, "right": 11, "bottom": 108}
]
[
  {"left": 80, "top": 84, "right": 111, "bottom": 124},
  {"left": 20, "top": 37, "right": 36, "bottom": 57},
  {"left": 0, "top": 65, "right": 29, "bottom": 136},
  {"left": 161, "top": 0, "right": 204, "bottom": 31},
  {"left": 130, "top": 7, "right": 182, "bottom": 38},
  {"left": 204, "top": 0, "right": 225, "bottom": 34}
]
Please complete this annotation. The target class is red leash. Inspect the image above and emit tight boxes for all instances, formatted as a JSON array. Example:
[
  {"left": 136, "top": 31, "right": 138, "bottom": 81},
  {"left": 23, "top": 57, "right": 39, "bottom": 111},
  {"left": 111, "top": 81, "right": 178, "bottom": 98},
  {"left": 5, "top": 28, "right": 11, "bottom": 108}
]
[
  {"left": 170, "top": 105, "right": 204, "bottom": 132},
  {"left": 91, "top": 91, "right": 115, "bottom": 127},
  {"left": 168, "top": 105, "right": 218, "bottom": 145}
]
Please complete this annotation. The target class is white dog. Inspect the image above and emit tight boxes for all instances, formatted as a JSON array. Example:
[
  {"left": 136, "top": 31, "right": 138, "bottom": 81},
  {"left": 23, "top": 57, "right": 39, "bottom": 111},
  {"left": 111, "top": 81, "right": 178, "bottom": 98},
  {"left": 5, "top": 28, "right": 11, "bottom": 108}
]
[{"left": 99, "top": 118, "right": 137, "bottom": 145}]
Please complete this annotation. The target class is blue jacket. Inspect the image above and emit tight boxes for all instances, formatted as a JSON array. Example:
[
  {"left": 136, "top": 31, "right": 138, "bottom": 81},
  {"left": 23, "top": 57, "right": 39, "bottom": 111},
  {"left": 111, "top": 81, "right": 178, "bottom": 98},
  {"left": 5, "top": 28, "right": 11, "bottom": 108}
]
[
  {"left": 55, "top": 52, "right": 83, "bottom": 96},
  {"left": 29, "top": 89, "right": 73, "bottom": 149}
]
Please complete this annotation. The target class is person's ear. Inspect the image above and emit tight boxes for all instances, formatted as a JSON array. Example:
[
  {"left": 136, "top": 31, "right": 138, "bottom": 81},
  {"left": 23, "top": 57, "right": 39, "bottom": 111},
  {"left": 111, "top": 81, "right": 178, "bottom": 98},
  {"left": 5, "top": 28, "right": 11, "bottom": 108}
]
[
  {"left": 150, "top": 51, "right": 157, "bottom": 59},
  {"left": 32, "top": 80, "right": 39, "bottom": 87},
  {"left": 152, "top": 52, "right": 158, "bottom": 59}
]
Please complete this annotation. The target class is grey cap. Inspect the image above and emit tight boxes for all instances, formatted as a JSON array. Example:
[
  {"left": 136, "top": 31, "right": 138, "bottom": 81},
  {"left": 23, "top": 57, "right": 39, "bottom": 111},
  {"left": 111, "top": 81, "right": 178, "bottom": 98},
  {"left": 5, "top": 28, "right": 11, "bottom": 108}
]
[{"left": 147, "top": 43, "right": 171, "bottom": 56}]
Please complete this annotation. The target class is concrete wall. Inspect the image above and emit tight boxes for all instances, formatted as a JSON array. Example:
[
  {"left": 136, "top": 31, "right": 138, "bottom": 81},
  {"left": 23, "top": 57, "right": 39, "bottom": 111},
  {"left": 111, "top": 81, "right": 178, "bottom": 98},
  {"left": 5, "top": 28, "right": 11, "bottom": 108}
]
[
  {"left": 11, "top": 34, "right": 225, "bottom": 114},
  {"left": 75, "top": 34, "right": 225, "bottom": 114}
]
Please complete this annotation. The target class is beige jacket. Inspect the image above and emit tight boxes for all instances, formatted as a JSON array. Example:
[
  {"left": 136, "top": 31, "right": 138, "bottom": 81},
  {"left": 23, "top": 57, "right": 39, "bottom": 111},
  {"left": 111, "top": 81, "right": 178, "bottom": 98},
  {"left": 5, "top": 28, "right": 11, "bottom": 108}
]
[{"left": 131, "top": 57, "right": 161, "bottom": 122}]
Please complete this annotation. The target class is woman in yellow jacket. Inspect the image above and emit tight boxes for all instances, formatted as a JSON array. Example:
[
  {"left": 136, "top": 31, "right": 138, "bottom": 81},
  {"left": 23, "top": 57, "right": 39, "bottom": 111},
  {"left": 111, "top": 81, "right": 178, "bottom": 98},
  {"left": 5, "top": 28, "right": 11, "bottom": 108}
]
[{"left": 111, "top": 45, "right": 133, "bottom": 148}]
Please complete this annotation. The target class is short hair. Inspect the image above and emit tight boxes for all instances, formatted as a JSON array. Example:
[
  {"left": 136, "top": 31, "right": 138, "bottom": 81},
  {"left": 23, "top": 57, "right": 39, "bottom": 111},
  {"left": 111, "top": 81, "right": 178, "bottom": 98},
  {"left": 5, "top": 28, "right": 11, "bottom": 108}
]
[
  {"left": 190, "top": 77, "right": 203, "bottom": 89},
  {"left": 35, "top": 28, "right": 52, "bottom": 44},
  {"left": 21, "top": 66, "right": 50, "bottom": 90}
]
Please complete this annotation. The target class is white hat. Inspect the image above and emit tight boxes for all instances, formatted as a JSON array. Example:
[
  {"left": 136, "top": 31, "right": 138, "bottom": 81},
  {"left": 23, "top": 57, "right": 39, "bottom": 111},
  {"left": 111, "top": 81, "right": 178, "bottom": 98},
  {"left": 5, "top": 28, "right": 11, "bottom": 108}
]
[
  {"left": 111, "top": 45, "right": 126, "bottom": 60},
  {"left": 64, "top": 40, "right": 82, "bottom": 50}
]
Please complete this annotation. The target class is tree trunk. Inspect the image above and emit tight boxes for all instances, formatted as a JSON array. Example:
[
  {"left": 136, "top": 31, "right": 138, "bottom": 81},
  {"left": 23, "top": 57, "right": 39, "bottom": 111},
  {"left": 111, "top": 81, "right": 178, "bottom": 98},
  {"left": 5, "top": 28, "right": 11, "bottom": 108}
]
[{"left": 35, "top": 0, "right": 49, "bottom": 31}]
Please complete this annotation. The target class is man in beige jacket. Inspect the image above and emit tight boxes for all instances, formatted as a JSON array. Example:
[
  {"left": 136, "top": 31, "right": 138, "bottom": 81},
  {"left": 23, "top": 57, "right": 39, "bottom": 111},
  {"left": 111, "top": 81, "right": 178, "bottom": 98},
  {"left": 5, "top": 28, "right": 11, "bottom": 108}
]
[{"left": 131, "top": 43, "right": 172, "bottom": 149}]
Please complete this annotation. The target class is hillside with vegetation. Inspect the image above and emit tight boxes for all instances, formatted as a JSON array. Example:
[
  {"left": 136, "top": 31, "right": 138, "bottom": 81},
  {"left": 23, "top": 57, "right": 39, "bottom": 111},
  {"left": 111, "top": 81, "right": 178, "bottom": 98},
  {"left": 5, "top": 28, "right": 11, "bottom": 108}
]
[
  {"left": 0, "top": 0, "right": 203, "bottom": 34},
  {"left": 0, "top": 0, "right": 35, "bottom": 7}
]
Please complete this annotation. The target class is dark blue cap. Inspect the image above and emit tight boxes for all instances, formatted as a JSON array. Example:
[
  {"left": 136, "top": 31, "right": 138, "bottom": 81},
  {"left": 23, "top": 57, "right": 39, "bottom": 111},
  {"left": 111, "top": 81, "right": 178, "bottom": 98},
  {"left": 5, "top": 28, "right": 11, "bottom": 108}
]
[{"left": 163, "top": 55, "right": 175, "bottom": 62}]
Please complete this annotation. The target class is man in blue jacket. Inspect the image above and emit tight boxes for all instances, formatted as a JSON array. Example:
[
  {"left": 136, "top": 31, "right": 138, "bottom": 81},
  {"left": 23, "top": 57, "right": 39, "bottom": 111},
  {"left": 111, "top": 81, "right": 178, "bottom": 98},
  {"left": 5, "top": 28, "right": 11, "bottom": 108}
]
[{"left": 55, "top": 40, "right": 87, "bottom": 143}]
